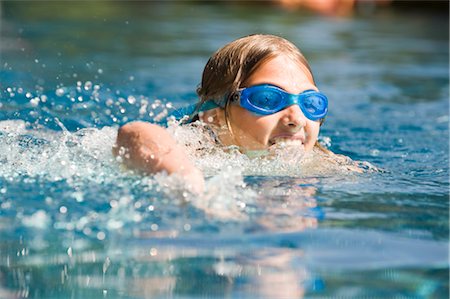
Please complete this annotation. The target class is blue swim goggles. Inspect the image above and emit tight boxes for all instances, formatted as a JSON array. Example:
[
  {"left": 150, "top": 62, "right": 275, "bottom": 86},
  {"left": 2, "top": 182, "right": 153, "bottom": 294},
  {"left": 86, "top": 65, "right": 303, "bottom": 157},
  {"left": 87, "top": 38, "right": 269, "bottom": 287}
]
[
  {"left": 235, "top": 84, "right": 328, "bottom": 121},
  {"left": 170, "top": 84, "right": 328, "bottom": 122}
]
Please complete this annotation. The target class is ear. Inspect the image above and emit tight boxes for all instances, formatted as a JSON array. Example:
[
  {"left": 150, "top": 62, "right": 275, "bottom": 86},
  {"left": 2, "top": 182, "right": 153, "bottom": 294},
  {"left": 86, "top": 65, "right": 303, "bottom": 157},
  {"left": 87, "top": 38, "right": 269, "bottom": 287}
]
[{"left": 199, "top": 108, "right": 226, "bottom": 127}]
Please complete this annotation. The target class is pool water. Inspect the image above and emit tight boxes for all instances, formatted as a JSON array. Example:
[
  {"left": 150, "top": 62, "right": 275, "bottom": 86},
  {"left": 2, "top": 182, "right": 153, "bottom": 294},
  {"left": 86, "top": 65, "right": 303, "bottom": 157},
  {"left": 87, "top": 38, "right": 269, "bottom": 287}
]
[{"left": 0, "top": 2, "right": 448, "bottom": 298}]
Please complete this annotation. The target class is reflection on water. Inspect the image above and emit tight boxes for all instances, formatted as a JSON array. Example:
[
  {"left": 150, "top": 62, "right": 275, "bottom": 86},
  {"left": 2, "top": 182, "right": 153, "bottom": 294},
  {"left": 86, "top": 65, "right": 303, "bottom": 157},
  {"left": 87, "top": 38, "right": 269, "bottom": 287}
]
[{"left": 0, "top": 1, "right": 448, "bottom": 298}]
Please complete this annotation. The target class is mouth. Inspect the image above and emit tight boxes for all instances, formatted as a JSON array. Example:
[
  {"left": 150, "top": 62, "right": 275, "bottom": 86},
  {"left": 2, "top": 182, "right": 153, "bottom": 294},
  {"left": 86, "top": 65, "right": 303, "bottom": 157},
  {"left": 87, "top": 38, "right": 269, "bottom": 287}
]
[{"left": 268, "top": 134, "right": 305, "bottom": 147}]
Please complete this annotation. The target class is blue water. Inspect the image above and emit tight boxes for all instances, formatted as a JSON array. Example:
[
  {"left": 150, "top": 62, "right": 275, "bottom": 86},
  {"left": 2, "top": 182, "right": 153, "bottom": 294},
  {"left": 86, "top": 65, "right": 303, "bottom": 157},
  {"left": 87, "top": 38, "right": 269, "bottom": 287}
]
[{"left": 0, "top": 2, "right": 448, "bottom": 298}]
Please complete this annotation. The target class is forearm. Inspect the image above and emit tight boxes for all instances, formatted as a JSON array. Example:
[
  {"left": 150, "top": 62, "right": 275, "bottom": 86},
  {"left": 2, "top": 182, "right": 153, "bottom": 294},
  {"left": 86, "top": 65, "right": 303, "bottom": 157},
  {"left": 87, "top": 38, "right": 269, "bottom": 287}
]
[{"left": 113, "top": 121, "right": 204, "bottom": 191}]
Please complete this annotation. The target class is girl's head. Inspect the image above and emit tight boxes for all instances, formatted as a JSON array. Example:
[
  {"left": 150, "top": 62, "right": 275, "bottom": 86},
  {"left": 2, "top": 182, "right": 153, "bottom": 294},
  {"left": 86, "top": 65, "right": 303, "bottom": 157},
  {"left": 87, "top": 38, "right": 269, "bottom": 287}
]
[
  {"left": 197, "top": 34, "right": 314, "bottom": 103},
  {"left": 196, "top": 34, "right": 326, "bottom": 153}
]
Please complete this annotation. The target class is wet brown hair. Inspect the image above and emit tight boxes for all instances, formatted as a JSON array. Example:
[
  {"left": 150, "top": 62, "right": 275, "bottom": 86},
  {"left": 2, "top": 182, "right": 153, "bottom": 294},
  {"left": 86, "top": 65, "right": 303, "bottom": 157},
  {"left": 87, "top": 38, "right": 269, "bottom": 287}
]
[{"left": 196, "top": 34, "right": 314, "bottom": 107}]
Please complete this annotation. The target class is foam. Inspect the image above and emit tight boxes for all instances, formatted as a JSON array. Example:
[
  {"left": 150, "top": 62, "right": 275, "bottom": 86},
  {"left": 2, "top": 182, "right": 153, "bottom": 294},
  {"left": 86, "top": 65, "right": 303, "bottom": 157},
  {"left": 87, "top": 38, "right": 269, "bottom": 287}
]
[{"left": 166, "top": 120, "right": 370, "bottom": 178}]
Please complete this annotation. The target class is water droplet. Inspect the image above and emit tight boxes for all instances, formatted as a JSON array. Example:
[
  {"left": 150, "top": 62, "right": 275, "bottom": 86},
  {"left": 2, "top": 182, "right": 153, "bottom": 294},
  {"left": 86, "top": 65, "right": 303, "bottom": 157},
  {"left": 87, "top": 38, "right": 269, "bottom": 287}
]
[
  {"left": 127, "top": 95, "right": 136, "bottom": 105},
  {"left": 30, "top": 97, "right": 40, "bottom": 107},
  {"left": 105, "top": 99, "right": 114, "bottom": 107},
  {"left": 370, "top": 149, "right": 380, "bottom": 156},
  {"left": 84, "top": 81, "right": 92, "bottom": 91},
  {"left": 55, "top": 88, "right": 65, "bottom": 97},
  {"left": 149, "top": 248, "right": 157, "bottom": 256},
  {"left": 97, "top": 231, "right": 106, "bottom": 240}
]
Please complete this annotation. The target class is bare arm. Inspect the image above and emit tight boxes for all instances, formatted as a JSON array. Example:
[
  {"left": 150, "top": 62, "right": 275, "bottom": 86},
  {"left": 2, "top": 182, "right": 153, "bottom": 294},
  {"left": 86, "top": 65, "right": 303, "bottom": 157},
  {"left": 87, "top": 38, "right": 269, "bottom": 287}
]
[{"left": 113, "top": 121, "right": 204, "bottom": 193}]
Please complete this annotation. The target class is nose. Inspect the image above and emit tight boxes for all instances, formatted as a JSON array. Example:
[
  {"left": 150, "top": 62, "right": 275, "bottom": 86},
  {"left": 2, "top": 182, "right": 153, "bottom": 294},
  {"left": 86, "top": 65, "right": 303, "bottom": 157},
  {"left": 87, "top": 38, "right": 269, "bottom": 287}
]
[{"left": 281, "top": 104, "right": 307, "bottom": 130}]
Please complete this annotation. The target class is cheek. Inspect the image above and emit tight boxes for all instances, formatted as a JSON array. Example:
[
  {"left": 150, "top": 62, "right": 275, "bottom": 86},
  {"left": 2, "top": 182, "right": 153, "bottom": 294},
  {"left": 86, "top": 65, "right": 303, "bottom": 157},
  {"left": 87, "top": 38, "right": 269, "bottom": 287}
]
[
  {"left": 252, "top": 117, "right": 277, "bottom": 136},
  {"left": 305, "top": 121, "right": 320, "bottom": 139},
  {"left": 231, "top": 109, "right": 276, "bottom": 142}
]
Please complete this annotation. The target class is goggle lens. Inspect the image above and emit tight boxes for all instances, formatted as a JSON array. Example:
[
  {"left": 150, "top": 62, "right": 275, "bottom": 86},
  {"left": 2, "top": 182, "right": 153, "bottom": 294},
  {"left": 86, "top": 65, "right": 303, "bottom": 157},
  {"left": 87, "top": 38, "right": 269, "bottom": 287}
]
[
  {"left": 301, "top": 93, "right": 327, "bottom": 116},
  {"left": 247, "top": 89, "right": 282, "bottom": 111}
]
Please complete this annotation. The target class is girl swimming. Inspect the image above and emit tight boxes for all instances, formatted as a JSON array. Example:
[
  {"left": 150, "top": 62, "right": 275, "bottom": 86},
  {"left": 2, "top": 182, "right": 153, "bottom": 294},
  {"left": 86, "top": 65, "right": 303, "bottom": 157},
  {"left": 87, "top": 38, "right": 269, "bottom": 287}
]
[{"left": 114, "top": 34, "right": 340, "bottom": 192}]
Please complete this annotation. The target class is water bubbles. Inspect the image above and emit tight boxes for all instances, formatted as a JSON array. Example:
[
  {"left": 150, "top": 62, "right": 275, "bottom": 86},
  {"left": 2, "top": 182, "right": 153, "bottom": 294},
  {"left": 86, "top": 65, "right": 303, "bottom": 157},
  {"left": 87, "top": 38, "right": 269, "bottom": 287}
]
[
  {"left": 1, "top": 201, "right": 11, "bottom": 209},
  {"left": 107, "top": 219, "right": 124, "bottom": 229},
  {"left": 59, "top": 206, "right": 68, "bottom": 214},
  {"left": 97, "top": 68, "right": 103, "bottom": 74},
  {"left": 22, "top": 210, "right": 50, "bottom": 229},
  {"left": 319, "top": 136, "right": 332, "bottom": 148},
  {"left": 109, "top": 199, "right": 118, "bottom": 208},
  {"left": 97, "top": 231, "right": 106, "bottom": 240},
  {"left": 149, "top": 248, "right": 157, "bottom": 256},
  {"left": 114, "top": 155, "right": 123, "bottom": 163},
  {"left": 83, "top": 227, "right": 92, "bottom": 236},
  {"left": 127, "top": 95, "right": 136, "bottom": 105},
  {"left": 105, "top": 98, "right": 114, "bottom": 107},
  {"left": 150, "top": 223, "right": 159, "bottom": 231},
  {"left": 139, "top": 100, "right": 148, "bottom": 115},
  {"left": 72, "top": 192, "right": 84, "bottom": 202},
  {"left": 30, "top": 97, "right": 40, "bottom": 107},
  {"left": 370, "top": 149, "right": 380, "bottom": 156},
  {"left": 84, "top": 81, "right": 92, "bottom": 91},
  {"left": 237, "top": 201, "right": 246, "bottom": 210},
  {"left": 55, "top": 87, "right": 65, "bottom": 97}
]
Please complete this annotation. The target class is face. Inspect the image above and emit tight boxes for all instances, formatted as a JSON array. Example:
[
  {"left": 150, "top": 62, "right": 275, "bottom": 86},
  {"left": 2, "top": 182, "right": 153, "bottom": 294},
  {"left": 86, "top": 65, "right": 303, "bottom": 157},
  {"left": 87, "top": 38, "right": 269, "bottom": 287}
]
[{"left": 224, "top": 55, "right": 322, "bottom": 152}]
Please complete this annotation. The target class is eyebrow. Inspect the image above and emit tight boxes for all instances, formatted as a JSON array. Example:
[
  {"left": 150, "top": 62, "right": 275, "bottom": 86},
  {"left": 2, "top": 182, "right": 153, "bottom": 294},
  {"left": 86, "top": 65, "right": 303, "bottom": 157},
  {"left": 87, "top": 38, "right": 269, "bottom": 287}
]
[
  {"left": 246, "top": 83, "right": 320, "bottom": 94},
  {"left": 247, "top": 82, "right": 285, "bottom": 90}
]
